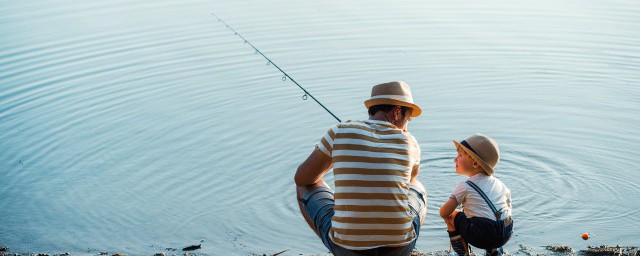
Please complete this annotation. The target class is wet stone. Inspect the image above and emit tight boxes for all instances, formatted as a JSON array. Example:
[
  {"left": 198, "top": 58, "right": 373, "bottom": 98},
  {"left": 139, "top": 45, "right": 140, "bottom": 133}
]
[
  {"left": 545, "top": 245, "right": 573, "bottom": 253},
  {"left": 582, "top": 245, "right": 639, "bottom": 256},
  {"left": 182, "top": 245, "right": 201, "bottom": 251}
]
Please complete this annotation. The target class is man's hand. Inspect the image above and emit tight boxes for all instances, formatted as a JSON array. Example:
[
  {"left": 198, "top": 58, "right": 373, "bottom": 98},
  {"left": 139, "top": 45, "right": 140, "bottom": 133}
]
[{"left": 294, "top": 148, "right": 333, "bottom": 186}]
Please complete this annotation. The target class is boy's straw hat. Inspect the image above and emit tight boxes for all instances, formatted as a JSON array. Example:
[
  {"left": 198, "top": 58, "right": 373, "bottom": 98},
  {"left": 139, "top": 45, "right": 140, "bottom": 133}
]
[
  {"left": 453, "top": 133, "right": 500, "bottom": 175},
  {"left": 364, "top": 81, "right": 422, "bottom": 117}
]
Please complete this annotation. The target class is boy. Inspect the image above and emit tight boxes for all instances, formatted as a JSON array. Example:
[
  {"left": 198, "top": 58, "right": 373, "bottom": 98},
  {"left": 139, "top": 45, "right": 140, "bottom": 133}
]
[{"left": 439, "top": 134, "right": 513, "bottom": 256}]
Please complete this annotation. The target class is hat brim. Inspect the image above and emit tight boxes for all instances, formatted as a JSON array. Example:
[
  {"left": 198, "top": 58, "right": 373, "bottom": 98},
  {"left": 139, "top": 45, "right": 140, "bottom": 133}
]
[
  {"left": 364, "top": 98, "right": 422, "bottom": 117},
  {"left": 453, "top": 140, "right": 494, "bottom": 176}
]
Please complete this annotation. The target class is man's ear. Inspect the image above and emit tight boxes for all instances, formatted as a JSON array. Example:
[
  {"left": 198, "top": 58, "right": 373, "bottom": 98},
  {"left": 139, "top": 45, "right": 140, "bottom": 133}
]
[{"left": 394, "top": 106, "right": 402, "bottom": 118}]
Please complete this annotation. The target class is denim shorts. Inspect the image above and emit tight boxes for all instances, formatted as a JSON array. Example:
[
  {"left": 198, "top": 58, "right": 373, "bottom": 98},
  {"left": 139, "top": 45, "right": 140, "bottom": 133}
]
[{"left": 300, "top": 185, "right": 427, "bottom": 256}]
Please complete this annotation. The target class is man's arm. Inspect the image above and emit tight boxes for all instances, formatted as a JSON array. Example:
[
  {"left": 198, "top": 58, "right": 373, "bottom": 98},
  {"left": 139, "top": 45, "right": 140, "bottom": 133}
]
[
  {"left": 410, "top": 164, "right": 420, "bottom": 183},
  {"left": 294, "top": 148, "right": 333, "bottom": 186}
]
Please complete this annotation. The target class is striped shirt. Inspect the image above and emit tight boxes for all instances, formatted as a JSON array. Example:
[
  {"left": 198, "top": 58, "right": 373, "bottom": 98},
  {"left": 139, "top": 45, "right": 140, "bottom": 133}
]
[{"left": 316, "top": 120, "right": 421, "bottom": 250}]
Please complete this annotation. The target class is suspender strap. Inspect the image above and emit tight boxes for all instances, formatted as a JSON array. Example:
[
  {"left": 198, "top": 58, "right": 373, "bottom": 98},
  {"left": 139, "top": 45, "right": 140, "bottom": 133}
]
[{"left": 466, "top": 181, "right": 501, "bottom": 220}]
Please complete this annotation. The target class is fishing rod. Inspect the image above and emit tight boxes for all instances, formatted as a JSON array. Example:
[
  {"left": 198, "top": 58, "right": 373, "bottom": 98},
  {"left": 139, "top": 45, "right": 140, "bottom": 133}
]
[{"left": 211, "top": 13, "right": 342, "bottom": 122}]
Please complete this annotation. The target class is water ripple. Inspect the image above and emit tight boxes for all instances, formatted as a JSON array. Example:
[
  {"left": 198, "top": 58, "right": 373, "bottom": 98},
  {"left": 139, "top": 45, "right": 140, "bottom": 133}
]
[{"left": 2, "top": 0, "right": 640, "bottom": 254}]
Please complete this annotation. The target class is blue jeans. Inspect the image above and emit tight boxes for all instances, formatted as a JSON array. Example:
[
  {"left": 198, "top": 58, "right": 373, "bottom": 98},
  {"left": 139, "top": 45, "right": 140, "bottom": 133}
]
[{"left": 300, "top": 185, "right": 427, "bottom": 256}]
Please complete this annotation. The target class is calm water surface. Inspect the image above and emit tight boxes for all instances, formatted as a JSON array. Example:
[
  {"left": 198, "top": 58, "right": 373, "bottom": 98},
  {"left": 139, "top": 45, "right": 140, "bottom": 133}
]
[{"left": 1, "top": 0, "right": 639, "bottom": 255}]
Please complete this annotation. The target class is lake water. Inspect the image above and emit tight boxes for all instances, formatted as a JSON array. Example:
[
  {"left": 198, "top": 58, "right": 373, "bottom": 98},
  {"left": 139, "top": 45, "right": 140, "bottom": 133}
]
[{"left": 1, "top": 0, "right": 639, "bottom": 255}]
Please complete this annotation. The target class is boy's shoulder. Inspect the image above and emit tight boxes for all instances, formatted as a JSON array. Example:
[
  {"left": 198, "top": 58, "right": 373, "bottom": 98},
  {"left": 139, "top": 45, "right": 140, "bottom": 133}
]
[
  {"left": 488, "top": 175, "right": 510, "bottom": 189},
  {"left": 467, "top": 174, "right": 511, "bottom": 193},
  {"left": 452, "top": 180, "right": 472, "bottom": 194}
]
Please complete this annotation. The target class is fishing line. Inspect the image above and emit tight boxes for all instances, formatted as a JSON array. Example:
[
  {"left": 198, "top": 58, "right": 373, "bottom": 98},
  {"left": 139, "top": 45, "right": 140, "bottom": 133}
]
[{"left": 211, "top": 13, "right": 342, "bottom": 122}]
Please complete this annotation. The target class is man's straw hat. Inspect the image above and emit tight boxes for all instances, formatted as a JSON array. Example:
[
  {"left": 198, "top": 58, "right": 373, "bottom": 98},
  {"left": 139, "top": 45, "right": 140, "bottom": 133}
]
[
  {"left": 453, "top": 134, "right": 500, "bottom": 175},
  {"left": 364, "top": 81, "right": 422, "bottom": 117}
]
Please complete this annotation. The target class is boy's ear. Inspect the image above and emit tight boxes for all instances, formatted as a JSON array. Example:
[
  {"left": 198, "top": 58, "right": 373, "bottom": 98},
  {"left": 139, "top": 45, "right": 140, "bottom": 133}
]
[{"left": 472, "top": 161, "right": 480, "bottom": 168}]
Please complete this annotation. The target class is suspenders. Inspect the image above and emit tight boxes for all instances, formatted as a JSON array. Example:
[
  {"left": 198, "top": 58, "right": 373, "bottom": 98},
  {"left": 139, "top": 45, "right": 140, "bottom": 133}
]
[
  {"left": 465, "top": 180, "right": 514, "bottom": 244},
  {"left": 465, "top": 180, "right": 505, "bottom": 221}
]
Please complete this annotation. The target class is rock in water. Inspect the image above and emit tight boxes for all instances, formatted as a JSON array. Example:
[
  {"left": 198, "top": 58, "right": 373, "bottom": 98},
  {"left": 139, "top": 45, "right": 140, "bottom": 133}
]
[
  {"left": 545, "top": 245, "right": 573, "bottom": 253},
  {"left": 182, "top": 244, "right": 201, "bottom": 251}
]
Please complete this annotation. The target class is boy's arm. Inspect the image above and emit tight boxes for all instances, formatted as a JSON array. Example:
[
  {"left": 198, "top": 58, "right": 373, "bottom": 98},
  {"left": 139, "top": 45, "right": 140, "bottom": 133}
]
[
  {"left": 294, "top": 148, "right": 333, "bottom": 186},
  {"left": 439, "top": 197, "right": 459, "bottom": 219}
]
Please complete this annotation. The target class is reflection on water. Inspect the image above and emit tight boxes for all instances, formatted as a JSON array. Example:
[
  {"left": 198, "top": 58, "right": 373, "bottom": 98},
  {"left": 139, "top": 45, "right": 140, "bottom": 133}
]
[{"left": 1, "top": 0, "right": 639, "bottom": 254}]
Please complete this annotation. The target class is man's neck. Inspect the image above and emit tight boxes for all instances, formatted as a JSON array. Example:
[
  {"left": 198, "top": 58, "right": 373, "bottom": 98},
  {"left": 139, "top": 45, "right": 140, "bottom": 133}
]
[
  {"left": 369, "top": 113, "right": 392, "bottom": 123},
  {"left": 369, "top": 113, "right": 405, "bottom": 131}
]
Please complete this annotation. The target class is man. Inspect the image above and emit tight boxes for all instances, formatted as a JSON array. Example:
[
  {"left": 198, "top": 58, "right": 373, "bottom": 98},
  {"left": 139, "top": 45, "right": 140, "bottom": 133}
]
[{"left": 295, "top": 81, "right": 427, "bottom": 256}]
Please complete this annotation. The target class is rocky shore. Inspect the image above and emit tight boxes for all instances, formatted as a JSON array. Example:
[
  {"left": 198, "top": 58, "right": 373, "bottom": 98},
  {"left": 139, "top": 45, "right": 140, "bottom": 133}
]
[
  {"left": 410, "top": 245, "right": 639, "bottom": 256},
  {"left": 1, "top": 244, "right": 637, "bottom": 256}
]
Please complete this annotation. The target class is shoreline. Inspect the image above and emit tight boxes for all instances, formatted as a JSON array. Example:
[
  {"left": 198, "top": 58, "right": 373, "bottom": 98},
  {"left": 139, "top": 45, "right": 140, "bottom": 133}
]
[
  {"left": 1, "top": 244, "right": 637, "bottom": 256},
  {"left": 412, "top": 245, "right": 639, "bottom": 256}
]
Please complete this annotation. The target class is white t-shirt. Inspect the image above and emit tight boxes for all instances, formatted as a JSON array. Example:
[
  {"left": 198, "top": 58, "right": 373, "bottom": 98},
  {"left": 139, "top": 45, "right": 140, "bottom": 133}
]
[{"left": 451, "top": 173, "right": 512, "bottom": 221}]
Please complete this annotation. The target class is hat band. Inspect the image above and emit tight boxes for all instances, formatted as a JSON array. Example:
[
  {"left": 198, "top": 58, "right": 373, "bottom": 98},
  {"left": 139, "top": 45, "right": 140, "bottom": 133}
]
[
  {"left": 369, "top": 94, "right": 414, "bottom": 104},
  {"left": 460, "top": 140, "right": 479, "bottom": 156}
]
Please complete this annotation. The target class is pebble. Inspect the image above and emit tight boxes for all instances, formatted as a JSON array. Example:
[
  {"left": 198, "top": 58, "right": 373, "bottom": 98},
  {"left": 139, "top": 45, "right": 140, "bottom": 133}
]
[{"left": 182, "top": 245, "right": 201, "bottom": 251}]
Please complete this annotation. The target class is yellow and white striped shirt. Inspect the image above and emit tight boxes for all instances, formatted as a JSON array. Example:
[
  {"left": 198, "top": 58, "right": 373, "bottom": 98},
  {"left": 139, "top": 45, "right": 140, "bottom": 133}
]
[{"left": 316, "top": 120, "right": 421, "bottom": 250}]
